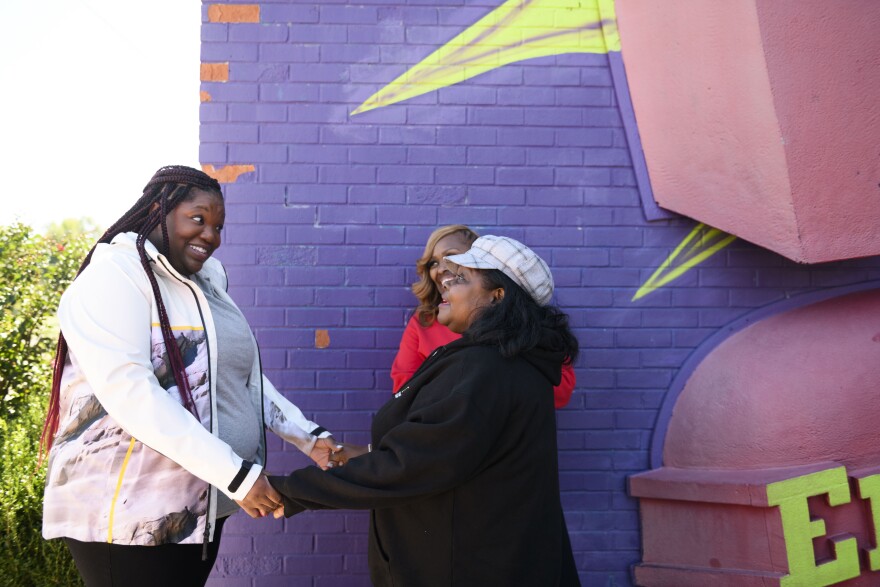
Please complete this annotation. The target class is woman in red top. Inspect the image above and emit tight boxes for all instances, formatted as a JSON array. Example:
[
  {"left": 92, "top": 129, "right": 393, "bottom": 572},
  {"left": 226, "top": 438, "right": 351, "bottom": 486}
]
[{"left": 390, "top": 225, "right": 576, "bottom": 407}]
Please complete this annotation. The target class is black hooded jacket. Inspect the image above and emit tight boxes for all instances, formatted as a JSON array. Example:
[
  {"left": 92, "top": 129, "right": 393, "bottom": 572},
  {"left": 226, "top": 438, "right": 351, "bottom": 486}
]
[{"left": 269, "top": 332, "right": 579, "bottom": 587}]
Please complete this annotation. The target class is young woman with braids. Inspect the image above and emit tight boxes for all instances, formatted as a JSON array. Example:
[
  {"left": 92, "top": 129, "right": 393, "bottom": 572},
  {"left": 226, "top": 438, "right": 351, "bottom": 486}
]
[
  {"left": 390, "top": 224, "right": 576, "bottom": 407},
  {"left": 40, "top": 166, "right": 341, "bottom": 586}
]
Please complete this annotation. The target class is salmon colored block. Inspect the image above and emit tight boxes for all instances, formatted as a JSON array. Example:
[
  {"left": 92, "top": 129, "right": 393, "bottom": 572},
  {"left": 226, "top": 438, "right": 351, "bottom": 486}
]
[
  {"left": 200, "top": 63, "right": 229, "bottom": 82},
  {"left": 207, "top": 4, "right": 259, "bottom": 23},
  {"left": 315, "top": 330, "right": 330, "bottom": 349},
  {"left": 201, "top": 164, "right": 255, "bottom": 184}
]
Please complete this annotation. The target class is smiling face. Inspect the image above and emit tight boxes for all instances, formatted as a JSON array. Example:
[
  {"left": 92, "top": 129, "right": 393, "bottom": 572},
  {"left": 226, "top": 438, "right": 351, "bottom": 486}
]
[
  {"left": 148, "top": 188, "right": 225, "bottom": 276},
  {"left": 427, "top": 233, "right": 474, "bottom": 298},
  {"left": 436, "top": 266, "right": 502, "bottom": 334}
]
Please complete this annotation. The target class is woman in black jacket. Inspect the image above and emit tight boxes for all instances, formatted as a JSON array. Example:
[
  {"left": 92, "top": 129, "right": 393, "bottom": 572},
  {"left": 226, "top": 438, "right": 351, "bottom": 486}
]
[{"left": 269, "top": 235, "right": 580, "bottom": 587}]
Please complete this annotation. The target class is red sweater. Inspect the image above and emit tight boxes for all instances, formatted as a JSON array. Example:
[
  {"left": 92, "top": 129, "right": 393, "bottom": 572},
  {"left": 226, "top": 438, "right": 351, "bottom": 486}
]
[{"left": 390, "top": 315, "right": 575, "bottom": 408}]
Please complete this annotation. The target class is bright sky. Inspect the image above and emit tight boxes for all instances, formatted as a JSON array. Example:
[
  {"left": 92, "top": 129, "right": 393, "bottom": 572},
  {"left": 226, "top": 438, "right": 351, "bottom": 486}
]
[{"left": 1, "top": 0, "right": 200, "bottom": 231}]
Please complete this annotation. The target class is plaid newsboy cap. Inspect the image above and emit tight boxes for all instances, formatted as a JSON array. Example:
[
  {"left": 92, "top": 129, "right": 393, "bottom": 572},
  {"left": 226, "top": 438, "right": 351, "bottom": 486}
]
[{"left": 445, "top": 235, "right": 554, "bottom": 305}]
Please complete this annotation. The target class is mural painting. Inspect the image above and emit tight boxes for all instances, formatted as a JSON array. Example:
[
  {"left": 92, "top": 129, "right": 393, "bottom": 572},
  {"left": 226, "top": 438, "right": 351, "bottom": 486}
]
[{"left": 199, "top": 0, "right": 880, "bottom": 584}]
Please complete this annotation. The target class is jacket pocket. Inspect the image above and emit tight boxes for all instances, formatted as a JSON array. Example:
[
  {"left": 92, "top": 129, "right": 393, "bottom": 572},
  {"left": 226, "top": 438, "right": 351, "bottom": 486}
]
[{"left": 369, "top": 510, "right": 395, "bottom": 587}]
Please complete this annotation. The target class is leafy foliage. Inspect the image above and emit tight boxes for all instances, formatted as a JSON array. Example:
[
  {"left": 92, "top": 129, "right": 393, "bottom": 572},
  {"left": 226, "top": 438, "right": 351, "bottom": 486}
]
[
  {"left": 0, "top": 224, "right": 88, "bottom": 415},
  {"left": 0, "top": 223, "right": 92, "bottom": 586},
  {"left": 0, "top": 399, "right": 83, "bottom": 586},
  {"left": 44, "top": 217, "right": 102, "bottom": 247}
]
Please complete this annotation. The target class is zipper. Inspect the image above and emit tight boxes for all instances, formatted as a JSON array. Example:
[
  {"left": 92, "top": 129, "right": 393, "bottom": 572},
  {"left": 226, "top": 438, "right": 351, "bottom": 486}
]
[
  {"left": 202, "top": 520, "right": 211, "bottom": 560},
  {"left": 256, "top": 344, "right": 268, "bottom": 464},
  {"left": 395, "top": 346, "right": 447, "bottom": 398},
  {"left": 157, "top": 256, "right": 217, "bottom": 558}
]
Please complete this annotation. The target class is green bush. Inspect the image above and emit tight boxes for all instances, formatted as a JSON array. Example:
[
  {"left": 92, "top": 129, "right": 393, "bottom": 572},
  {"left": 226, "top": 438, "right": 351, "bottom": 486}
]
[{"left": 0, "top": 223, "right": 91, "bottom": 587}]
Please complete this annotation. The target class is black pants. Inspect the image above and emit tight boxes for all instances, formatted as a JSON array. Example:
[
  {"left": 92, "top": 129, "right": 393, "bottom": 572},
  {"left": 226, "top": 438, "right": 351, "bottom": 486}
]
[{"left": 63, "top": 516, "right": 227, "bottom": 587}]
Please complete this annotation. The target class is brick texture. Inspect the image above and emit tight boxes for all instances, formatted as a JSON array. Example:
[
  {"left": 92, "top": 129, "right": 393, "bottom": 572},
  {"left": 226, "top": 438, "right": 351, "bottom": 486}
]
[
  {"left": 200, "top": 2, "right": 880, "bottom": 586},
  {"left": 201, "top": 62, "right": 230, "bottom": 82},
  {"left": 203, "top": 164, "right": 256, "bottom": 183},
  {"left": 208, "top": 4, "right": 260, "bottom": 23}
]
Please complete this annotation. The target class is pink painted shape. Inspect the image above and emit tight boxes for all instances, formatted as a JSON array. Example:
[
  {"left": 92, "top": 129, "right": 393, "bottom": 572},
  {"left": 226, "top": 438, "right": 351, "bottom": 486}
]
[
  {"left": 616, "top": 1, "right": 880, "bottom": 263},
  {"left": 638, "top": 499, "right": 785, "bottom": 573},
  {"left": 756, "top": 1, "right": 880, "bottom": 262},
  {"left": 630, "top": 290, "right": 880, "bottom": 585},
  {"left": 663, "top": 289, "right": 880, "bottom": 469},
  {"left": 631, "top": 463, "right": 880, "bottom": 586},
  {"left": 629, "top": 463, "right": 837, "bottom": 506}
]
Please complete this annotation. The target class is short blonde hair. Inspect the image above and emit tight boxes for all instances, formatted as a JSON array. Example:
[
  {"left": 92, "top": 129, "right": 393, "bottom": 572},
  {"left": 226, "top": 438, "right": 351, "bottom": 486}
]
[{"left": 412, "top": 225, "right": 479, "bottom": 326}]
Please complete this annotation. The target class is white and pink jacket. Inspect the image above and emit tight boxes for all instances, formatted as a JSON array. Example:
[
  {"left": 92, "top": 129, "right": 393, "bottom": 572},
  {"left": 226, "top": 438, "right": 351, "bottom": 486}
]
[{"left": 42, "top": 232, "right": 328, "bottom": 545}]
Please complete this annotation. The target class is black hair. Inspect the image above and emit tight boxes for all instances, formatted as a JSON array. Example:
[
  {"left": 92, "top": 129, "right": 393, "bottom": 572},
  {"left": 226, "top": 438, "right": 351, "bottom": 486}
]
[
  {"left": 464, "top": 269, "right": 579, "bottom": 362},
  {"left": 41, "top": 166, "right": 223, "bottom": 458}
]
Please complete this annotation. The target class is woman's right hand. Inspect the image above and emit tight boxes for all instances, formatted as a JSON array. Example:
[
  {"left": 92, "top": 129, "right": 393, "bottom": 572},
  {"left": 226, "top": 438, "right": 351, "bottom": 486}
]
[
  {"left": 236, "top": 474, "right": 283, "bottom": 518},
  {"left": 327, "top": 443, "right": 369, "bottom": 468}
]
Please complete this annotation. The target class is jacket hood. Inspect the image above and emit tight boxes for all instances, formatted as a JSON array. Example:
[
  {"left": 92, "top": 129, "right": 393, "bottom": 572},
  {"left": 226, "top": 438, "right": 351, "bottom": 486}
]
[
  {"left": 520, "top": 327, "right": 566, "bottom": 387},
  {"left": 455, "top": 327, "right": 566, "bottom": 387},
  {"left": 89, "top": 232, "right": 162, "bottom": 268},
  {"left": 93, "top": 232, "right": 225, "bottom": 284}
]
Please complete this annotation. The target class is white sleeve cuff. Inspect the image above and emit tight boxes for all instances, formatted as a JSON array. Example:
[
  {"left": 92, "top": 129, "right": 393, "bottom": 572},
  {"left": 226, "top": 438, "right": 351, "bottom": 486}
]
[{"left": 224, "top": 461, "right": 263, "bottom": 501}]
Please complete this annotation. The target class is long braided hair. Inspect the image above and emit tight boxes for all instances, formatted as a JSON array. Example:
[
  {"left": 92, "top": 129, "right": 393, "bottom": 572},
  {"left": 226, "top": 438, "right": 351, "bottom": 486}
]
[{"left": 40, "top": 165, "right": 223, "bottom": 457}]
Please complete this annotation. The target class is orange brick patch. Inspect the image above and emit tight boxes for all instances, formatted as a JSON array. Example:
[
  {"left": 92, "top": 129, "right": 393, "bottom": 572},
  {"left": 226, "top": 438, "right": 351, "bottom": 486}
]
[
  {"left": 315, "top": 330, "right": 330, "bottom": 349},
  {"left": 202, "top": 164, "right": 256, "bottom": 184},
  {"left": 200, "top": 63, "right": 229, "bottom": 82},
  {"left": 200, "top": 91, "right": 212, "bottom": 103},
  {"left": 207, "top": 4, "right": 260, "bottom": 23}
]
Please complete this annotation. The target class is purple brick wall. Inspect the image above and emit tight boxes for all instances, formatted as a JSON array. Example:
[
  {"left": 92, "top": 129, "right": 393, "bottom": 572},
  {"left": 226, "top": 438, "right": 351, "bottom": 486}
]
[{"left": 200, "top": 2, "right": 880, "bottom": 585}]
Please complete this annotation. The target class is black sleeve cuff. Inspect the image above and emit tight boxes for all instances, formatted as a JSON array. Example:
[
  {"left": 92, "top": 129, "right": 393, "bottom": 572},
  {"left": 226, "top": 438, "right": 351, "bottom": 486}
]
[
  {"left": 267, "top": 476, "right": 308, "bottom": 517},
  {"left": 228, "top": 460, "right": 253, "bottom": 493},
  {"left": 311, "top": 426, "right": 328, "bottom": 437}
]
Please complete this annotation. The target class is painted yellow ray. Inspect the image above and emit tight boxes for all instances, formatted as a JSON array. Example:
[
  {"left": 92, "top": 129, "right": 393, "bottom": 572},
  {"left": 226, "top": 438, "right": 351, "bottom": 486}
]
[
  {"left": 352, "top": 0, "right": 620, "bottom": 115},
  {"left": 632, "top": 224, "right": 738, "bottom": 301}
]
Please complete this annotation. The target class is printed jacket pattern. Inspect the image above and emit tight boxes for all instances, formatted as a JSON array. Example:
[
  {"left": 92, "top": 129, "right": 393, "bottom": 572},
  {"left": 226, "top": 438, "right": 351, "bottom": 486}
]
[{"left": 43, "top": 232, "right": 326, "bottom": 545}]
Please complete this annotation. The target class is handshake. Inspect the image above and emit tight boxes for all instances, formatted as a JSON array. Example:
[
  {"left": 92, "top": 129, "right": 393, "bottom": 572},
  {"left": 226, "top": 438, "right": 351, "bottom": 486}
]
[{"left": 234, "top": 438, "right": 367, "bottom": 519}]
